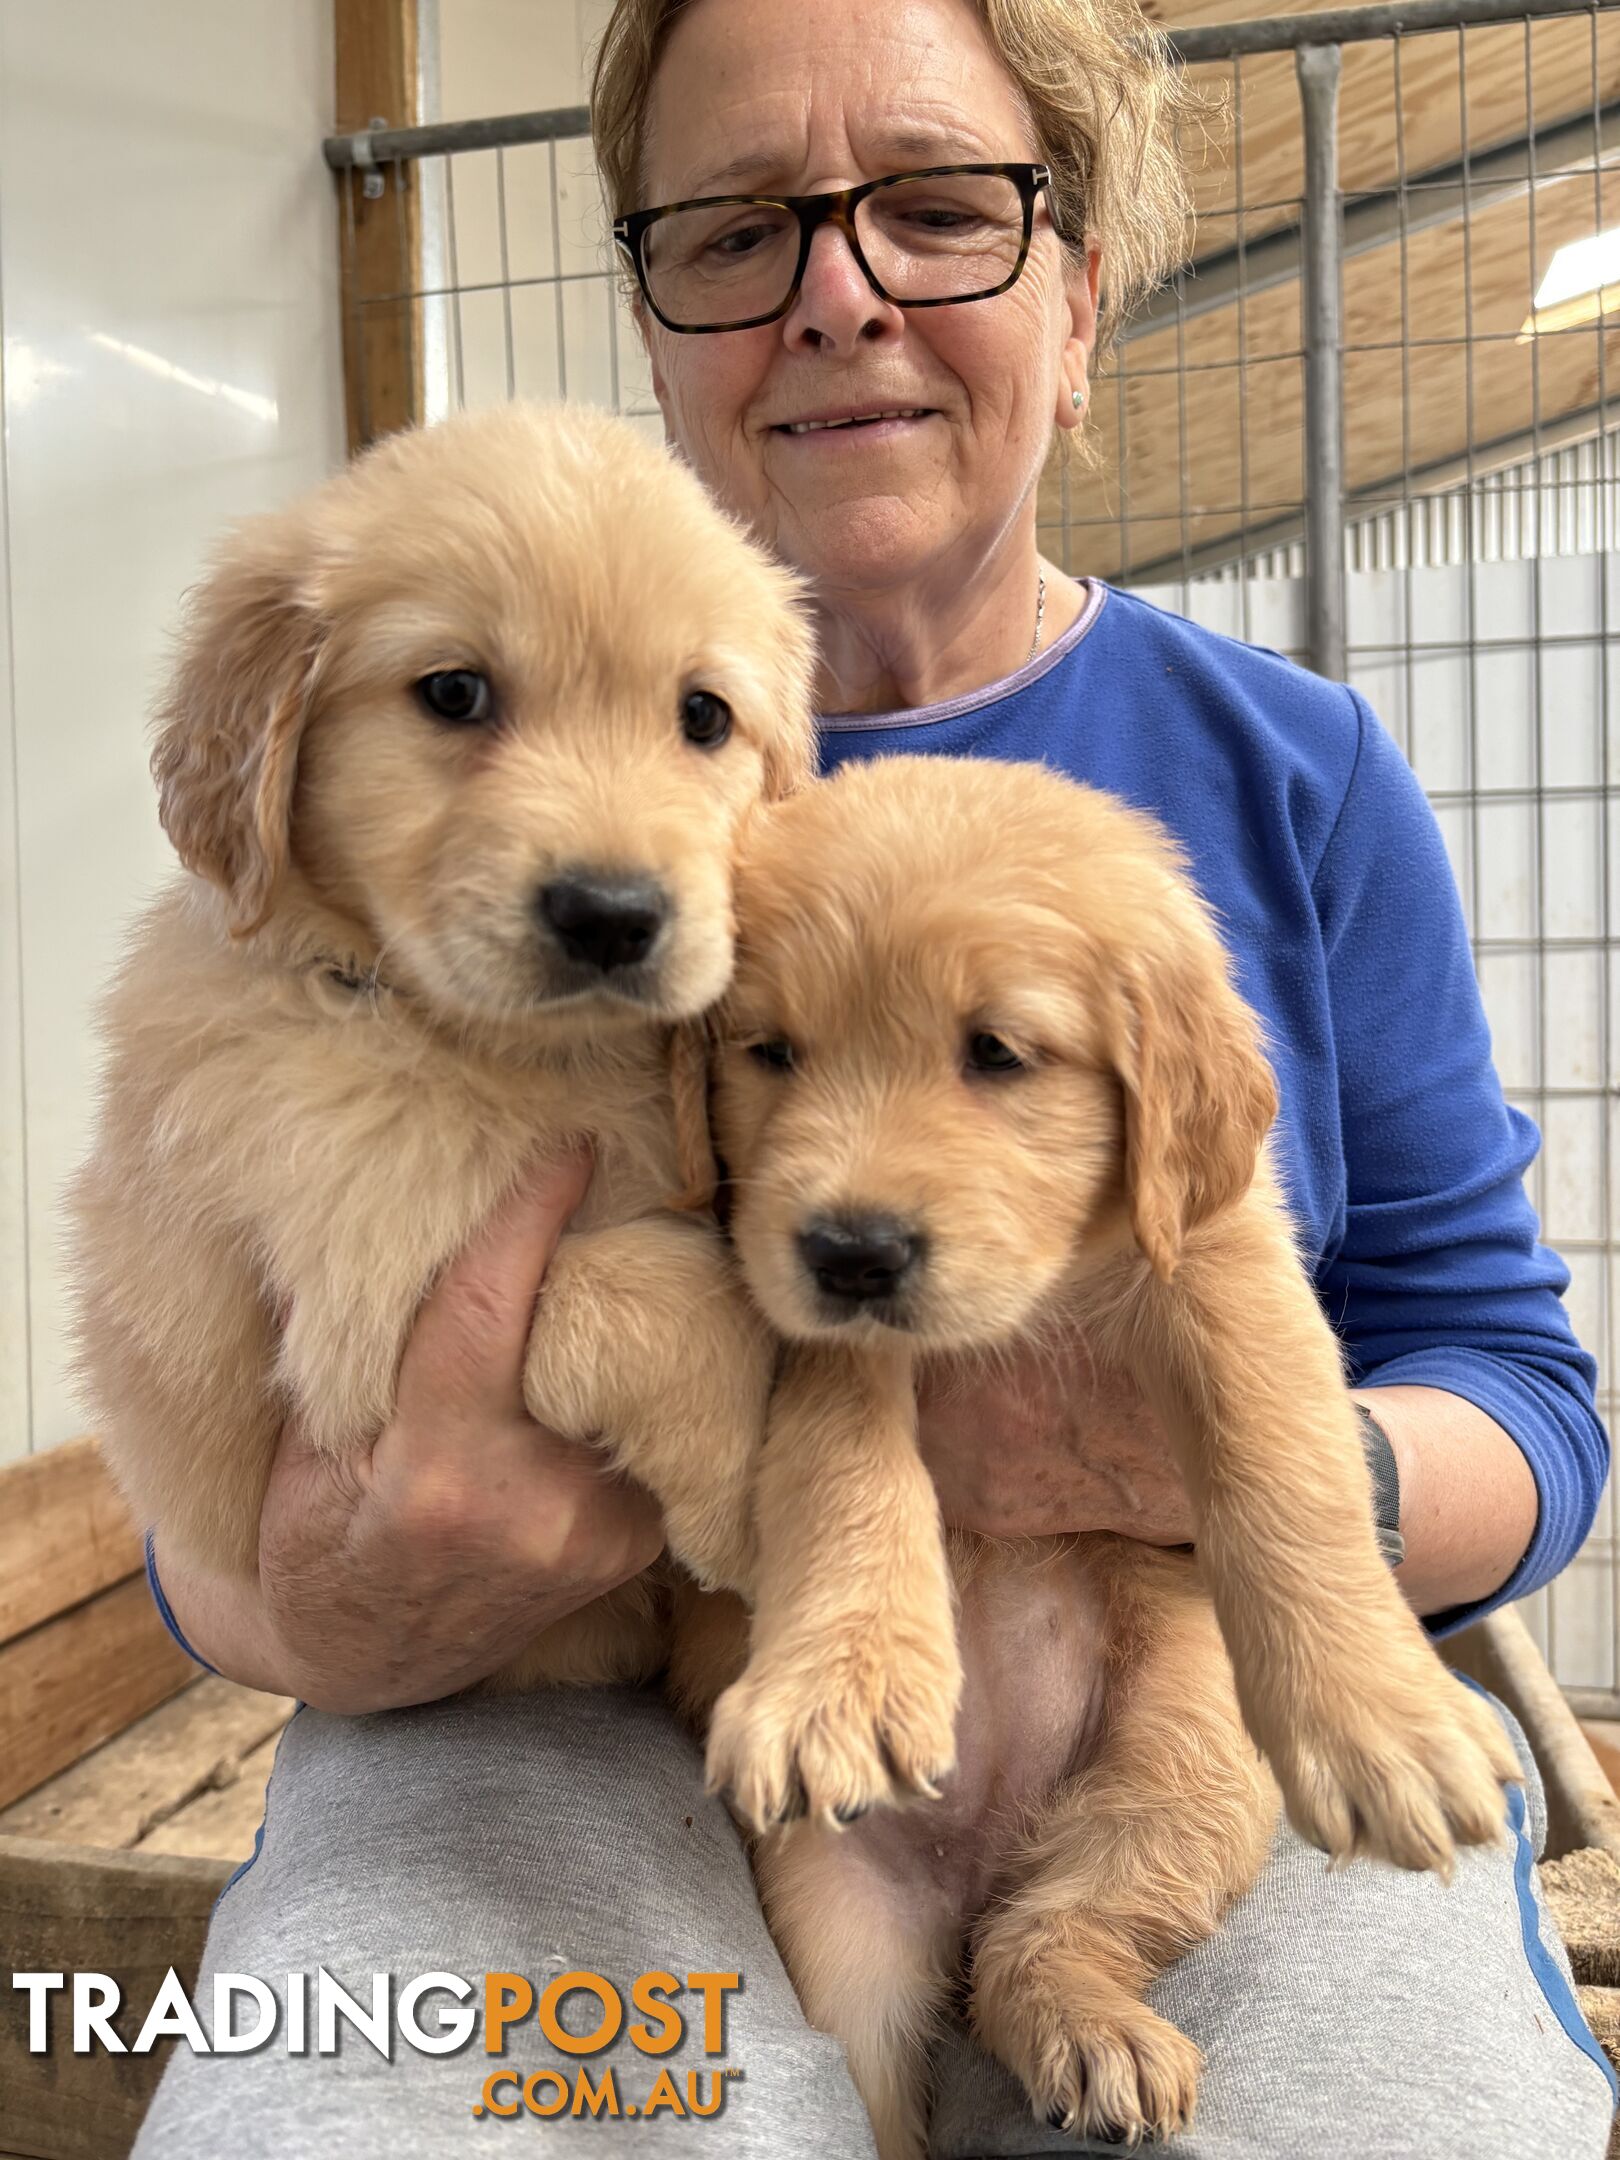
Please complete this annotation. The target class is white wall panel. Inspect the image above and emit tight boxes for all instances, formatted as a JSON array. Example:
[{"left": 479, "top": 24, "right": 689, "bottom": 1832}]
[
  {"left": 418, "top": 0, "right": 657, "bottom": 436},
  {"left": 0, "top": 0, "right": 343, "bottom": 1456}
]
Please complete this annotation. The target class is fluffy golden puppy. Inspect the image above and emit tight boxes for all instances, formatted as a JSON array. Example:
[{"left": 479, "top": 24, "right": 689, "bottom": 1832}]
[
  {"left": 67, "top": 401, "right": 814, "bottom": 1689},
  {"left": 676, "top": 754, "right": 1522, "bottom": 2153}
]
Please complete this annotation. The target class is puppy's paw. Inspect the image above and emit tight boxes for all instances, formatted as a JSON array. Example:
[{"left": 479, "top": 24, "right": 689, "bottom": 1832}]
[
  {"left": 995, "top": 1986, "right": 1201, "bottom": 2147},
  {"left": 1256, "top": 1638, "right": 1521, "bottom": 1876},
  {"left": 703, "top": 1628, "right": 960, "bottom": 1835}
]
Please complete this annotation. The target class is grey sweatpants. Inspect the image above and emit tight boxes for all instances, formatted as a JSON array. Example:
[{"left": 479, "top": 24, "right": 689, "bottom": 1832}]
[{"left": 134, "top": 1681, "right": 1617, "bottom": 2159}]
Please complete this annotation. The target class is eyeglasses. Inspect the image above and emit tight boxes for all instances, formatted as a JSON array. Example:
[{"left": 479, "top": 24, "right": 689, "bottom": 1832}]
[{"left": 612, "top": 163, "right": 1059, "bottom": 335}]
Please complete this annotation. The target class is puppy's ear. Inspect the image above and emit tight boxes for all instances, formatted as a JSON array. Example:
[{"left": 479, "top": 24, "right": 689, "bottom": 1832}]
[
  {"left": 762, "top": 727, "right": 811, "bottom": 804},
  {"left": 151, "top": 516, "right": 324, "bottom": 937},
  {"left": 1109, "top": 928, "right": 1278, "bottom": 1282},
  {"left": 666, "top": 1016, "right": 720, "bottom": 1213},
  {"left": 760, "top": 596, "right": 819, "bottom": 802}
]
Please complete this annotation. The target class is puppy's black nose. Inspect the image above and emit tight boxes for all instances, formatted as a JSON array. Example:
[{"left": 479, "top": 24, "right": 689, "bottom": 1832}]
[
  {"left": 539, "top": 873, "right": 668, "bottom": 973},
  {"left": 797, "top": 1215, "right": 923, "bottom": 1302}
]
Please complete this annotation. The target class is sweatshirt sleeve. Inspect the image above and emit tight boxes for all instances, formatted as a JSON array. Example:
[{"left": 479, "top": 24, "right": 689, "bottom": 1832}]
[{"left": 1311, "top": 689, "right": 1609, "bottom": 1637}]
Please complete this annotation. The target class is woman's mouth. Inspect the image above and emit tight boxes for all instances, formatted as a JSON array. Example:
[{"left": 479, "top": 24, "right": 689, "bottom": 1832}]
[{"left": 774, "top": 408, "right": 936, "bottom": 439}]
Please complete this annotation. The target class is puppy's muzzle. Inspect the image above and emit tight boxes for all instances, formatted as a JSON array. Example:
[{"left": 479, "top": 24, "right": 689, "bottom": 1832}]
[
  {"left": 796, "top": 1213, "right": 925, "bottom": 1307},
  {"left": 538, "top": 871, "right": 669, "bottom": 976}
]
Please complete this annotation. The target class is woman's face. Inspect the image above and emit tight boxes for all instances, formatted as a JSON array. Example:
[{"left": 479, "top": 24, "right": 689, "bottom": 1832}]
[{"left": 635, "top": 0, "right": 1097, "bottom": 596}]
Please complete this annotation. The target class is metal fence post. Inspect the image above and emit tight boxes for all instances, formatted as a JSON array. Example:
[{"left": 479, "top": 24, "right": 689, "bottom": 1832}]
[{"left": 1297, "top": 43, "right": 1346, "bottom": 681}]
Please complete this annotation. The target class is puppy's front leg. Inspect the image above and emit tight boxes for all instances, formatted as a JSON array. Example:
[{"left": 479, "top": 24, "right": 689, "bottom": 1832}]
[
  {"left": 703, "top": 1342, "right": 962, "bottom": 1834},
  {"left": 524, "top": 1215, "right": 770, "bottom": 1595},
  {"left": 1107, "top": 1202, "right": 1521, "bottom": 1875}
]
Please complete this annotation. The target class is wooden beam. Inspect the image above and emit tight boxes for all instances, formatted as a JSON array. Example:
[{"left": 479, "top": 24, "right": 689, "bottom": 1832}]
[
  {"left": 1163, "top": 1, "right": 1620, "bottom": 257},
  {"left": 335, "top": 0, "right": 422, "bottom": 451},
  {"left": 0, "top": 1676, "right": 293, "bottom": 1852},
  {"left": 136, "top": 1733, "right": 284, "bottom": 1863},
  {"left": 0, "top": 1438, "right": 141, "bottom": 1648},
  {"left": 0, "top": 1577, "right": 196, "bottom": 1812},
  {"left": 0, "top": 1835, "right": 228, "bottom": 2160}
]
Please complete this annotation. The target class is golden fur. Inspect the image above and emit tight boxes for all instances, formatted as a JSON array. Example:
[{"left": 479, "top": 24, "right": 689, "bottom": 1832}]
[
  {"left": 674, "top": 755, "right": 1523, "bottom": 2152},
  {"left": 67, "top": 400, "right": 815, "bottom": 1688}
]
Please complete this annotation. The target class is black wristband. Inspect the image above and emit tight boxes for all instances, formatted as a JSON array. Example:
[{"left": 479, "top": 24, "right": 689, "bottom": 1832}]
[{"left": 1356, "top": 1402, "right": 1405, "bottom": 1569}]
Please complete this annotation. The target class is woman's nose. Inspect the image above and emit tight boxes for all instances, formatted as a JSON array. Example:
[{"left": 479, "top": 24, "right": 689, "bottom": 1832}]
[{"left": 781, "top": 222, "right": 902, "bottom": 352}]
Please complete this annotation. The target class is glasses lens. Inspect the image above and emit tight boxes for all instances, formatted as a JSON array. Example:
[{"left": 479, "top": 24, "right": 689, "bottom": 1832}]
[
  {"left": 856, "top": 171, "right": 1027, "bottom": 302},
  {"left": 641, "top": 200, "right": 800, "bottom": 328}
]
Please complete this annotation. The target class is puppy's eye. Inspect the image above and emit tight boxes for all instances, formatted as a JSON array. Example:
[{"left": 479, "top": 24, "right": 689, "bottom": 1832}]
[
  {"left": 682, "top": 688, "right": 733, "bottom": 748},
  {"left": 966, "top": 1031, "right": 1025, "bottom": 1075},
  {"left": 417, "top": 669, "right": 493, "bottom": 726},
  {"left": 747, "top": 1038, "right": 795, "bottom": 1074}
]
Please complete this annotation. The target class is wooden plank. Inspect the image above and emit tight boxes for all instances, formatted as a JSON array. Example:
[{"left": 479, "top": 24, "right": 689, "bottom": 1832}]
[
  {"left": 0, "top": 1835, "right": 228, "bottom": 2160},
  {"left": 1148, "top": 1, "right": 1620, "bottom": 256},
  {"left": 0, "top": 1578, "right": 196, "bottom": 1813},
  {"left": 0, "top": 1438, "right": 141, "bottom": 1647},
  {"left": 335, "top": 0, "right": 421, "bottom": 451},
  {"left": 1584, "top": 1720, "right": 1620, "bottom": 1799},
  {"left": 0, "top": 1676, "right": 292, "bottom": 1851},
  {"left": 136, "top": 1732, "right": 283, "bottom": 1863}
]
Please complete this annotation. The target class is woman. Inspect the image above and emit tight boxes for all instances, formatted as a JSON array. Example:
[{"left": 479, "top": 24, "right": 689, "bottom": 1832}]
[{"left": 138, "top": 0, "right": 1615, "bottom": 2151}]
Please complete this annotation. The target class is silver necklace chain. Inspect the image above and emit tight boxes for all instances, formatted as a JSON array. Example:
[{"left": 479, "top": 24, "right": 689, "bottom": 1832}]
[{"left": 1026, "top": 570, "right": 1046, "bottom": 667}]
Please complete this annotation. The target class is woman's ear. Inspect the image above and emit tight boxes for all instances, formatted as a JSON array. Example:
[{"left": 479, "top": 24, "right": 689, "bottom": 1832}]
[
  {"left": 666, "top": 1015, "right": 721, "bottom": 1212},
  {"left": 1109, "top": 930, "right": 1278, "bottom": 1281},
  {"left": 1056, "top": 242, "right": 1103, "bottom": 433},
  {"left": 151, "top": 514, "right": 324, "bottom": 938}
]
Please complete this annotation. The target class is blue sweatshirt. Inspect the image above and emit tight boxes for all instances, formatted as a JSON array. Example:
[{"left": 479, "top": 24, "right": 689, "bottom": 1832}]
[{"left": 817, "top": 579, "right": 1609, "bottom": 1636}]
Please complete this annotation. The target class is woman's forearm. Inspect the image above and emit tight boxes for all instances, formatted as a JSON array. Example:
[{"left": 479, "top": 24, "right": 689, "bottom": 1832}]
[{"left": 1353, "top": 1383, "right": 1539, "bottom": 1618}]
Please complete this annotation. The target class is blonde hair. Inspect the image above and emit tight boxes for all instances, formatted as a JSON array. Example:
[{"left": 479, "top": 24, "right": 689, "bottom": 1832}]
[{"left": 589, "top": 0, "right": 1204, "bottom": 357}]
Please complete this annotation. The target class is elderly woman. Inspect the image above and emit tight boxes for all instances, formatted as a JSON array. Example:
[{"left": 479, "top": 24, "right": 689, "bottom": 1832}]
[{"left": 137, "top": 0, "right": 1614, "bottom": 2153}]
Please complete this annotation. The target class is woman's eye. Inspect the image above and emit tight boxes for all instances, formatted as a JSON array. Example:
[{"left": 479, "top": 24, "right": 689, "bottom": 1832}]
[
  {"left": 416, "top": 669, "right": 493, "bottom": 726},
  {"left": 712, "top": 223, "right": 774, "bottom": 260},
  {"left": 904, "top": 208, "right": 978, "bottom": 232},
  {"left": 682, "top": 688, "right": 733, "bottom": 748},
  {"left": 747, "top": 1038, "right": 794, "bottom": 1073},
  {"left": 966, "top": 1031, "right": 1025, "bottom": 1074}
]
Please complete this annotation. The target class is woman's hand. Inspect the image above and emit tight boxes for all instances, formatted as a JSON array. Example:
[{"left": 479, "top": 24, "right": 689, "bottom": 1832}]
[
  {"left": 914, "top": 1337, "right": 1539, "bottom": 1621},
  {"left": 155, "top": 1149, "right": 666, "bottom": 1713},
  {"left": 915, "top": 1338, "right": 1195, "bottom": 1544}
]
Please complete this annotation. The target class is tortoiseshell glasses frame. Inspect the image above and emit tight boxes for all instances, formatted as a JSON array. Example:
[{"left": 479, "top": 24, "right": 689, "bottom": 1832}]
[{"left": 611, "top": 162, "right": 1059, "bottom": 335}]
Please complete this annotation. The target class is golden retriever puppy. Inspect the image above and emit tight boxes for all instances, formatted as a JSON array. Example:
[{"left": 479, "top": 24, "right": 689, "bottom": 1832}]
[
  {"left": 676, "top": 754, "right": 1522, "bottom": 2153},
  {"left": 67, "top": 401, "right": 814, "bottom": 1689}
]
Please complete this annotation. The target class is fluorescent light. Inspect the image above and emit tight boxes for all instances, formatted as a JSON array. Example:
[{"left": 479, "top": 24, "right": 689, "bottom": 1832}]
[
  {"left": 1536, "top": 227, "right": 1620, "bottom": 310},
  {"left": 1519, "top": 226, "right": 1620, "bottom": 340}
]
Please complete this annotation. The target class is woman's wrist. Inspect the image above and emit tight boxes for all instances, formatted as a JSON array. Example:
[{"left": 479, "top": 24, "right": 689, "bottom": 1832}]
[
  {"left": 148, "top": 1532, "right": 304, "bottom": 1699},
  {"left": 151, "top": 1528, "right": 497, "bottom": 1713}
]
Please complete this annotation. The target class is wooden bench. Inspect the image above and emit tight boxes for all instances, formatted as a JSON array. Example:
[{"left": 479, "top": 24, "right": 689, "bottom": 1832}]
[
  {"left": 0, "top": 1440, "right": 291, "bottom": 2160},
  {"left": 3, "top": 1439, "right": 1620, "bottom": 2158}
]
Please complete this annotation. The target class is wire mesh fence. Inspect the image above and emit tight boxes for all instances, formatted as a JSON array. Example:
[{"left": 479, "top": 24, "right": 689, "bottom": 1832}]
[{"left": 327, "top": 0, "right": 1620, "bottom": 1708}]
